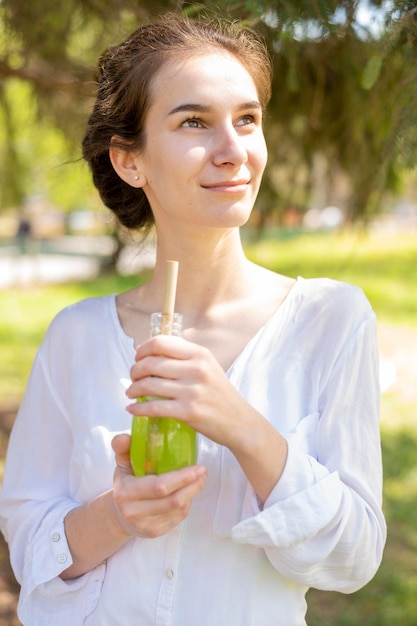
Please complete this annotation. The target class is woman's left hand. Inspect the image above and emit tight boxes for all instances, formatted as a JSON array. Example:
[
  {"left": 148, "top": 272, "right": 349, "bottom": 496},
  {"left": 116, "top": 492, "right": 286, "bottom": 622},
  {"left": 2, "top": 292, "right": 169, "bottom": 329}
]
[
  {"left": 126, "top": 335, "right": 251, "bottom": 449},
  {"left": 126, "top": 335, "right": 288, "bottom": 503}
]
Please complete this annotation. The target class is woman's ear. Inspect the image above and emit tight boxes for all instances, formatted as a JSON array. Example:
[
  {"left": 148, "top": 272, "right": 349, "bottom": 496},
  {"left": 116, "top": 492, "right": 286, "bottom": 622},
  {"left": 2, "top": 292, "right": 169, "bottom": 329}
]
[{"left": 109, "top": 139, "right": 146, "bottom": 188}]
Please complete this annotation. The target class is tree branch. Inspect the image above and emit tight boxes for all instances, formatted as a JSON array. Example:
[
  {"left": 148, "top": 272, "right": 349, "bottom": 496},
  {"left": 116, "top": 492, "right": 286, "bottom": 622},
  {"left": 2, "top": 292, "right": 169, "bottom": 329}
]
[{"left": 0, "top": 59, "right": 94, "bottom": 95}]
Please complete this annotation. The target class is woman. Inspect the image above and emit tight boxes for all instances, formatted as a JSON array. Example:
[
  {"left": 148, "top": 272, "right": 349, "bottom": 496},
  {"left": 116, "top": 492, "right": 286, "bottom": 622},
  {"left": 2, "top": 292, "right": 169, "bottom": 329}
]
[{"left": 0, "top": 14, "right": 386, "bottom": 625}]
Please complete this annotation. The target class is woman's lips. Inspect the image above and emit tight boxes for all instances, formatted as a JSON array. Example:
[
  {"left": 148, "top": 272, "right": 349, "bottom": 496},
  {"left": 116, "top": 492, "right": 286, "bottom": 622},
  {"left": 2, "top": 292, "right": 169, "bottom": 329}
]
[{"left": 202, "top": 179, "right": 249, "bottom": 191}]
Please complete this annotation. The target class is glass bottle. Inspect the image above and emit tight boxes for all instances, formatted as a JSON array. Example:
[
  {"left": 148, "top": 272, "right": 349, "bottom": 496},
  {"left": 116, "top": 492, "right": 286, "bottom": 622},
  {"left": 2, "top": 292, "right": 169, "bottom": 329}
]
[{"left": 130, "top": 312, "right": 197, "bottom": 476}]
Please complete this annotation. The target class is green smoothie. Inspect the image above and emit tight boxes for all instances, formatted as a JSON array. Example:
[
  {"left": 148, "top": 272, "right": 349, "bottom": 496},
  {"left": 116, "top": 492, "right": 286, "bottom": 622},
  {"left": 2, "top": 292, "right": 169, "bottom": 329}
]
[
  {"left": 129, "top": 308, "right": 197, "bottom": 476},
  {"left": 130, "top": 397, "right": 197, "bottom": 476}
]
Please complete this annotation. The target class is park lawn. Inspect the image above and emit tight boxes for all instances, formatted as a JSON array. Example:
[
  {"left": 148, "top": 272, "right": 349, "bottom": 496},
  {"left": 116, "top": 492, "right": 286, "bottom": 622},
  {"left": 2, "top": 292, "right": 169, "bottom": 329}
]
[
  {"left": 249, "top": 229, "right": 417, "bottom": 624},
  {"left": 0, "top": 226, "right": 416, "bottom": 625},
  {"left": 244, "top": 226, "right": 417, "bottom": 325},
  {"left": 1, "top": 227, "right": 416, "bottom": 405},
  {"left": 307, "top": 401, "right": 417, "bottom": 626},
  {"left": 0, "top": 273, "right": 145, "bottom": 405}
]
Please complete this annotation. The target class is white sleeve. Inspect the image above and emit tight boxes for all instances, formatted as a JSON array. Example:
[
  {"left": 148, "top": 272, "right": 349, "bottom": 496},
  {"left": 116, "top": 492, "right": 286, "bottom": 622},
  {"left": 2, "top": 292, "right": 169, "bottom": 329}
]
[
  {"left": 0, "top": 347, "right": 104, "bottom": 623},
  {"left": 231, "top": 313, "right": 386, "bottom": 593}
]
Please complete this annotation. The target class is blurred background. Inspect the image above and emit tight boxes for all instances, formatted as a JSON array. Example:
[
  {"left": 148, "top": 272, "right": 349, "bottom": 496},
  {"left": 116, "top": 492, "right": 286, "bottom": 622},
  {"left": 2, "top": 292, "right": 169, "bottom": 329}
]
[{"left": 0, "top": 1, "right": 416, "bottom": 624}]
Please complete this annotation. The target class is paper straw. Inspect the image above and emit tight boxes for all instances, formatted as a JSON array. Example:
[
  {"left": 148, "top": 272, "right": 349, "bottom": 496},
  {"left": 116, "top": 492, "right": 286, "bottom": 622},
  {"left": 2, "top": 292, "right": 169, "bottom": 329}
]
[{"left": 161, "top": 260, "right": 179, "bottom": 318}]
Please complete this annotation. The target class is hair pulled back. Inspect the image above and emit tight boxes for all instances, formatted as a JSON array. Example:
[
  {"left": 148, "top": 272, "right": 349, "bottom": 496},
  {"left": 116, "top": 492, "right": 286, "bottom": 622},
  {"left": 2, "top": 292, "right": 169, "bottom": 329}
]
[{"left": 82, "top": 14, "right": 272, "bottom": 231}]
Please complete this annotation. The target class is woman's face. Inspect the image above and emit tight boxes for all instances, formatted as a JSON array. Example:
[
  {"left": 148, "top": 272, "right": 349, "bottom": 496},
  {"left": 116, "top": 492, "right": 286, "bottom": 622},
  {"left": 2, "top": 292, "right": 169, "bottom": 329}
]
[{"left": 133, "top": 51, "right": 268, "bottom": 232}]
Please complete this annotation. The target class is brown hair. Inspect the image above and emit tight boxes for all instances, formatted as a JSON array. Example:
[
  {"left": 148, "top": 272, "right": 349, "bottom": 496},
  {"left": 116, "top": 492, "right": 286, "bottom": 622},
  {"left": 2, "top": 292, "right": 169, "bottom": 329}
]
[{"left": 82, "top": 14, "right": 272, "bottom": 231}]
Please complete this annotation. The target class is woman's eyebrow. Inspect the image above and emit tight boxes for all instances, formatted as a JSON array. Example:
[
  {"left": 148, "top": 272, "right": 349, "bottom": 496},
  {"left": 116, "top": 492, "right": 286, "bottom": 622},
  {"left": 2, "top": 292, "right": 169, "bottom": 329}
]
[
  {"left": 168, "top": 103, "right": 211, "bottom": 116},
  {"left": 168, "top": 101, "right": 262, "bottom": 116}
]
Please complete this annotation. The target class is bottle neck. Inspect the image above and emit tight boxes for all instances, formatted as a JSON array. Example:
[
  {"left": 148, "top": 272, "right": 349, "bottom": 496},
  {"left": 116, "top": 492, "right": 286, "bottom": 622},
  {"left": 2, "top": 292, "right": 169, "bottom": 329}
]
[{"left": 149, "top": 312, "right": 183, "bottom": 337}]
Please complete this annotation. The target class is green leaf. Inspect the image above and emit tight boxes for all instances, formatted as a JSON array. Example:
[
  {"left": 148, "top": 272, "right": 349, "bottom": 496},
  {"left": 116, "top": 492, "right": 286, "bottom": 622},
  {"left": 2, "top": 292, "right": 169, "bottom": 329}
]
[{"left": 361, "top": 54, "right": 384, "bottom": 90}]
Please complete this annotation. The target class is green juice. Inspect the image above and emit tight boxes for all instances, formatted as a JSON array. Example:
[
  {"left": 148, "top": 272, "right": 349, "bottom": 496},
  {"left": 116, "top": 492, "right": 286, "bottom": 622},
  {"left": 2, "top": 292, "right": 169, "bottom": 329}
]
[
  {"left": 130, "top": 397, "right": 197, "bottom": 476},
  {"left": 129, "top": 310, "right": 196, "bottom": 476}
]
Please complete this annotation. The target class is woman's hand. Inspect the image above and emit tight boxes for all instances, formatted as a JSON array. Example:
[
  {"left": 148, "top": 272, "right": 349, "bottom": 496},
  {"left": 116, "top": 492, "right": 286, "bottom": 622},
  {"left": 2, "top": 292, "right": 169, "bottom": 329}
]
[
  {"left": 61, "top": 433, "right": 206, "bottom": 580},
  {"left": 125, "top": 335, "right": 254, "bottom": 449},
  {"left": 125, "top": 335, "right": 288, "bottom": 503},
  {"left": 112, "top": 433, "right": 207, "bottom": 538}
]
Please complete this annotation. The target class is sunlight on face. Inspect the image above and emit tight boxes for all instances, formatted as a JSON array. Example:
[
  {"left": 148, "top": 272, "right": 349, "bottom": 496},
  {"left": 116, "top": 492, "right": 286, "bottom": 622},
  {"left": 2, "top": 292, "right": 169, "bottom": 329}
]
[{"left": 134, "top": 51, "right": 268, "bottom": 233}]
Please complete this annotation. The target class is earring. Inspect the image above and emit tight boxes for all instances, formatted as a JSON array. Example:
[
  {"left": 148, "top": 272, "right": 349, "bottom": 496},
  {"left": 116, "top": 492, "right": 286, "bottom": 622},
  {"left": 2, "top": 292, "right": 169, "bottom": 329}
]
[{"left": 134, "top": 175, "right": 139, "bottom": 180}]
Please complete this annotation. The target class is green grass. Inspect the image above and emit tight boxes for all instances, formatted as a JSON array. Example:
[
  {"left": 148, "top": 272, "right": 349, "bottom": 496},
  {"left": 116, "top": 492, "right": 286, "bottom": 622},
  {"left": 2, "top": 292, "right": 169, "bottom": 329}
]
[
  {"left": 306, "top": 413, "right": 417, "bottom": 626},
  {"left": 244, "top": 227, "right": 417, "bottom": 325},
  {"left": 0, "top": 273, "right": 144, "bottom": 405},
  {"left": 250, "top": 227, "right": 417, "bottom": 624},
  {"left": 1, "top": 227, "right": 416, "bottom": 405},
  {"left": 1, "top": 227, "right": 417, "bottom": 624}
]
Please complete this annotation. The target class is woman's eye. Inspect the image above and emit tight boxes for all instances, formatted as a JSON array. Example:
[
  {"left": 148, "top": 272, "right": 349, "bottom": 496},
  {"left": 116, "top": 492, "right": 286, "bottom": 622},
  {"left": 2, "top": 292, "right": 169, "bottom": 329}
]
[
  {"left": 236, "top": 114, "right": 256, "bottom": 126},
  {"left": 182, "top": 118, "right": 203, "bottom": 128}
]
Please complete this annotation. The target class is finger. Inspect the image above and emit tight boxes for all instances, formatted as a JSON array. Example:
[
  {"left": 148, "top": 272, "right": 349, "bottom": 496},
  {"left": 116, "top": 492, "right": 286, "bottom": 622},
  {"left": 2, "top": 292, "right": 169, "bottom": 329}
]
[
  {"left": 112, "top": 432, "right": 131, "bottom": 455},
  {"left": 128, "top": 352, "right": 191, "bottom": 401},
  {"left": 135, "top": 335, "right": 192, "bottom": 362},
  {"left": 112, "top": 433, "right": 133, "bottom": 470},
  {"left": 119, "top": 465, "right": 207, "bottom": 504},
  {"left": 126, "top": 396, "right": 180, "bottom": 419},
  {"left": 115, "top": 466, "right": 208, "bottom": 532},
  {"left": 146, "top": 465, "right": 207, "bottom": 500},
  {"left": 127, "top": 363, "right": 181, "bottom": 400},
  {"left": 131, "top": 354, "right": 180, "bottom": 379},
  {"left": 139, "top": 470, "right": 208, "bottom": 534}
]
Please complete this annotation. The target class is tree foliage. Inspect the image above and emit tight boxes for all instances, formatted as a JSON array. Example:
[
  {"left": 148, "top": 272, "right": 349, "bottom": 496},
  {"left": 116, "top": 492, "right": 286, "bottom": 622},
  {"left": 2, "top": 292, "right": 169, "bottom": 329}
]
[{"left": 1, "top": 0, "right": 417, "bottom": 221}]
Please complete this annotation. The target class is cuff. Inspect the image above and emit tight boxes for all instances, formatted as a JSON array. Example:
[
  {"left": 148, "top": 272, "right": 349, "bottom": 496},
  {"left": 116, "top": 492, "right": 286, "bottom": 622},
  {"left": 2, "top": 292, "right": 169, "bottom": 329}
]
[
  {"left": 22, "top": 501, "right": 78, "bottom": 602},
  {"left": 231, "top": 470, "right": 342, "bottom": 548}
]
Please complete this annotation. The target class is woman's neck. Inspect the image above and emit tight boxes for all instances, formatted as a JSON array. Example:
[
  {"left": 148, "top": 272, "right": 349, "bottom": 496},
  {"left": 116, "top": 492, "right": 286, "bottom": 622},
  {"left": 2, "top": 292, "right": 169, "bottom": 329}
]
[
  {"left": 117, "top": 226, "right": 295, "bottom": 356},
  {"left": 146, "top": 228, "right": 251, "bottom": 313}
]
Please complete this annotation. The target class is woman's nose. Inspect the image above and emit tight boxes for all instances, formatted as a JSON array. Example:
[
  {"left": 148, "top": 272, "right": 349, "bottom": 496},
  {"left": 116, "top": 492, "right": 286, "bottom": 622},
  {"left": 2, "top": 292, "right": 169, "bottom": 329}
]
[{"left": 212, "top": 125, "right": 248, "bottom": 167}]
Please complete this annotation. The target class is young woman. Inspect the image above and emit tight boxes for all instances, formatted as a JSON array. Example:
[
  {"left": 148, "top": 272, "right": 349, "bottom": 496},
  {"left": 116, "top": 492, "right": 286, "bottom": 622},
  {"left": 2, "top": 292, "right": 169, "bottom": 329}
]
[{"left": 0, "top": 15, "right": 386, "bottom": 625}]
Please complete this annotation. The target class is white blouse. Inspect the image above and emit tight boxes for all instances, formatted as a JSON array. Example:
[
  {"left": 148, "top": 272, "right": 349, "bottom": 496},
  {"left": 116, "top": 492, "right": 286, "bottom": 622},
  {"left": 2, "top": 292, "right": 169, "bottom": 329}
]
[{"left": 0, "top": 277, "right": 386, "bottom": 626}]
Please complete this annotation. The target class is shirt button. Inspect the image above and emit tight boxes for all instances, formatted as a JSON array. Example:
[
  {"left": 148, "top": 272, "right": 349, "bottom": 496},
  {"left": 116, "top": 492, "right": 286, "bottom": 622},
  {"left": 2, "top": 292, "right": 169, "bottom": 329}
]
[
  {"left": 51, "top": 532, "right": 61, "bottom": 542},
  {"left": 165, "top": 569, "right": 174, "bottom": 579},
  {"left": 57, "top": 554, "right": 67, "bottom": 564}
]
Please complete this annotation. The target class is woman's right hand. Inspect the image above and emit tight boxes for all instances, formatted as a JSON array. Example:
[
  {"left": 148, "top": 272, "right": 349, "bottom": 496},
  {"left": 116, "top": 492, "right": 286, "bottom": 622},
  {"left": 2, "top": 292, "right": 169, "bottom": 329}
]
[{"left": 111, "top": 434, "right": 207, "bottom": 538}]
